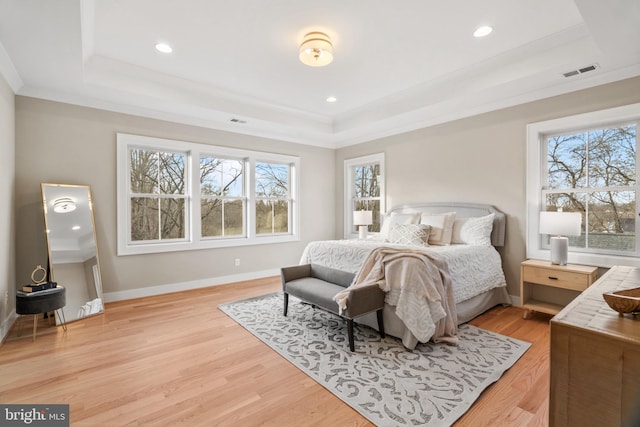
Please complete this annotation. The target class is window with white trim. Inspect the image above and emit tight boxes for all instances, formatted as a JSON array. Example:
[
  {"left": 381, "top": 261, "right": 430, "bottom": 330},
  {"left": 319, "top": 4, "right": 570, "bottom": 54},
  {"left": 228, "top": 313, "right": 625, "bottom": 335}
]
[
  {"left": 200, "top": 155, "right": 245, "bottom": 238},
  {"left": 117, "top": 133, "right": 299, "bottom": 255},
  {"left": 129, "top": 148, "right": 188, "bottom": 242},
  {"left": 255, "top": 162, "right": 292, "bottom": 235},
  {"left": 526, "top": 103, "right": 640, "bottom": 267},
  {"left": 344, "top": 153, "right": 385, "bottom": 238}
]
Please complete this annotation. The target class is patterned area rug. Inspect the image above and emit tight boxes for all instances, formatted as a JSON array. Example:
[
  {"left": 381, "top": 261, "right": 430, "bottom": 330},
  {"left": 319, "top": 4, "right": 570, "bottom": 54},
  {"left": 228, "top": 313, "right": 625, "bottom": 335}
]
[{"left": 219, "top": 293, "right": 530, "bottom": 427}]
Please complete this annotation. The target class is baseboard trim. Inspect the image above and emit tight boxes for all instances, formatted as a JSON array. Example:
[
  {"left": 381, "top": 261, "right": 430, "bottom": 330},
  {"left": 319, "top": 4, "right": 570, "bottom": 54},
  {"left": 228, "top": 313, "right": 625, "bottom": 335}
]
[
  {"left": 103, "top": 269, "right": 280, "bottom": 303},
  {"left": 509, "top": 294, "right": 521, "bottom": 307},
  {"left": 0, "top": 310, "right": 18, "bottom": 345}
]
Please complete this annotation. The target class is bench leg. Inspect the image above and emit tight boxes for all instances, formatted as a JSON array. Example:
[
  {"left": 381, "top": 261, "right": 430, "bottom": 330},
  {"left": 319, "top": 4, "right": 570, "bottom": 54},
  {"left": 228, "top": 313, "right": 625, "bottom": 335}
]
[
  {"left": 376, "top": 309, "right": 385, "bottom": 339},
  {"left": 283, "top": 293, "right": 289, "bottom": 316},
  {"left": 347, "top": 319, "right": 355, "bottom": 351}
]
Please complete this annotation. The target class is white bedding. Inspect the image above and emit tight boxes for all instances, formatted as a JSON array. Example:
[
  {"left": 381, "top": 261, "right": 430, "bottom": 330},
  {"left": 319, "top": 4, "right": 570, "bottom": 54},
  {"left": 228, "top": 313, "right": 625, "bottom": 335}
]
[{"left": 300, "top": 239, "right": 507, "bottom": 304}]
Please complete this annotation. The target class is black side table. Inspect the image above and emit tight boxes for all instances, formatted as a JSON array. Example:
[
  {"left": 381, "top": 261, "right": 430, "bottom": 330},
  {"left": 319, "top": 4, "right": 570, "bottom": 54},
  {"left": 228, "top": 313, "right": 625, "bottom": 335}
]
[{"left": 16, "top": 286, "right": 67, "bottom": 341}]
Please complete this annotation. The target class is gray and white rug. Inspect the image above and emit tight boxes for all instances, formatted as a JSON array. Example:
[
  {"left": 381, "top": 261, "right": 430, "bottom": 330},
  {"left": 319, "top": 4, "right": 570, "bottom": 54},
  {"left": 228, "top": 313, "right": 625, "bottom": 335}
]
[{"left": 219, "top": 292, "right": 530, "bottom": 427}]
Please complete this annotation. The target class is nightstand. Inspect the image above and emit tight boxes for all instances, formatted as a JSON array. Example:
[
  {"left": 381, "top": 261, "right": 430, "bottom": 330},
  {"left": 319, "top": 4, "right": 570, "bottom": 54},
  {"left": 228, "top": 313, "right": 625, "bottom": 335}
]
[
  {"left": 16, "top": 286, "right": 67, "bottom": 340},
  {"left": 520, "top": 259, "right": 598, "bottom": 319}
]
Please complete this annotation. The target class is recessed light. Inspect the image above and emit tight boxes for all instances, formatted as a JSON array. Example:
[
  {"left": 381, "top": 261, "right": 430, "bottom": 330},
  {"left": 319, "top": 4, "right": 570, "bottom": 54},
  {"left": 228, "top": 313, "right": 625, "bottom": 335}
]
[
  {"left": 155, "top": 43, "right": 173, "bottom": 53},
  {"left": 473, "top": 26, "right": 493, "bottom": 38},
  {"left": 72, "top": 225, "right": 81, "bottom": 231},
  {"left": 326, "top": 96, "right": 337, "bottom": 103}
]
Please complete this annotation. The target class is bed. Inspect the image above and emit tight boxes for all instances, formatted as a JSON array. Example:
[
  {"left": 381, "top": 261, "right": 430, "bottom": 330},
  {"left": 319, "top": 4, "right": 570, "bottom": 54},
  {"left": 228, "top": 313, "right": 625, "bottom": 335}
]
[{"left": 300, "top": 202, "right": 511, "bottom": 348}]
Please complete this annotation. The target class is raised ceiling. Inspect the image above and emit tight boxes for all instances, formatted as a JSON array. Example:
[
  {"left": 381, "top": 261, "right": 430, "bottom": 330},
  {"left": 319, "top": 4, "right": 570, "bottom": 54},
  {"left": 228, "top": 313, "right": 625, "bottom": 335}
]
[{"left": 0, "top": 0, "right": 639, "bottom": 148}]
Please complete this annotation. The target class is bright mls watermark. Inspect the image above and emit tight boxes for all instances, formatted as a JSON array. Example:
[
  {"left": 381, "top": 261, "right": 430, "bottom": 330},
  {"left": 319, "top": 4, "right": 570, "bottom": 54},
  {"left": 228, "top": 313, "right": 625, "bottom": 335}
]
[{"left": 1, "top": 405, "right": 69, "bottom": 426}]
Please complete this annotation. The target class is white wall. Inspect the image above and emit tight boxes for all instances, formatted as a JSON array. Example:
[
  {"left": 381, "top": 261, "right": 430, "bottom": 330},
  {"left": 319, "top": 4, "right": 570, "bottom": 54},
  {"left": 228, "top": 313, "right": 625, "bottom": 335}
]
[
  {"left": 0, "top": 71, "right": 15, "bottom": 341},
  {"left": 11, "top": 76, "right": 640, "bottom": 311},
  {"left": 14, "top": 97, "right": 336, "bottom": 301},
  {"left": 336, "top": 76, "right": 640, "bottom": 297}
]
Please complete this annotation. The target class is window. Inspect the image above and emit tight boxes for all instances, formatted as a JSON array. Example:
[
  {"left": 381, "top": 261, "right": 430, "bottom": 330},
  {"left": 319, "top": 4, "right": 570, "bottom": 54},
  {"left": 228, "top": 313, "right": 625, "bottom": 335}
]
[
  {"left": 200, "top": 156, "right": 245, "bottom": 238},
  {"left": 129, "top": 148, "right": 188, "bottom": 242},
  {"left": 526, "top": 103, "right": 640, "bottom": 267},
  {"left": 117, "top": 133, "right": 299, "bottom": 255},
  {"left": 344, "top": 153, "right": 385, "bottom": 238},
  {"left": 255, "top": 162, "right": 292, "bottom": 235}
]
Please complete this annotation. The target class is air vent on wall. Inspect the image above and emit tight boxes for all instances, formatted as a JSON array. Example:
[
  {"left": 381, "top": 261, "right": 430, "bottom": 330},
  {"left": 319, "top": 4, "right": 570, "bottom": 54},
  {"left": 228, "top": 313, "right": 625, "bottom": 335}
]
[{"left": 562, "top": 63, "right": 598, "bottom": 78}]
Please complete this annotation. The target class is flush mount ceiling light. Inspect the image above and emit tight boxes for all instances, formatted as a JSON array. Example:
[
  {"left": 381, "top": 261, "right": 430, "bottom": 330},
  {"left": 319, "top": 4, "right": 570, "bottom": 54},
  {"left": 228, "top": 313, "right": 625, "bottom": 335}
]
[
  {"left": 326, "top": 96, "right": 337, "bottom": 103},
  {"left": 473, "top": 26, "right": 493, "bottom": 38},
  {"left": 53, "top": 197, "right": 76, "bottom": 213},
  {"left": 299, "top": 32, "right": 333, "bottom": 67}
]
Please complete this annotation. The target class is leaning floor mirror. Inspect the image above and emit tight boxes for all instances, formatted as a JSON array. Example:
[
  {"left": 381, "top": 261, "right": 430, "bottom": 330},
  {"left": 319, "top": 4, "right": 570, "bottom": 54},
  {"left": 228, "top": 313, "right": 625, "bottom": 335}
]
[{"left": 41, "top": 183, "right": 105, "bottom": 324}]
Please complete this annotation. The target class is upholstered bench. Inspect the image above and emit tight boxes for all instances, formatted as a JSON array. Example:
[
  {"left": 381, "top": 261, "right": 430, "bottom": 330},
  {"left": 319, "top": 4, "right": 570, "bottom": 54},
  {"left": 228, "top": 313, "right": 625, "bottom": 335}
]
[{"left": 281, "top": 263, "right": 385, "bottom": 351}]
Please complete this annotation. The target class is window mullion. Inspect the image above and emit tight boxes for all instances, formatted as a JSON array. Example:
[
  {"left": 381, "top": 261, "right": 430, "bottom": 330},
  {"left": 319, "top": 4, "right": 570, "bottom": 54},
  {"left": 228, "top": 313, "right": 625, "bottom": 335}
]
[{"left": 118, "top": 133, "right": 298, "bottom": 255}]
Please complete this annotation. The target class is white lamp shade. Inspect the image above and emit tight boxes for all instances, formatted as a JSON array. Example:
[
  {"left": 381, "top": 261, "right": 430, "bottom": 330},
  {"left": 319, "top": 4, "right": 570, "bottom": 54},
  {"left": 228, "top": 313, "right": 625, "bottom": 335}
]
[
  {"left": 539, "top": 211, "right": 581, "bottom": 236},
  {"left": 353, "top": 210, "right": 373, "bottom": 226}
]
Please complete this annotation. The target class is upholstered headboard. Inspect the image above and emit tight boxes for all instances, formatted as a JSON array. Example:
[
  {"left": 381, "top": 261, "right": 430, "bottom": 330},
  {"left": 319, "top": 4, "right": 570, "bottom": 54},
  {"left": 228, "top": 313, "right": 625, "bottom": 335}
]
[{"left": 387, "top": 202, "right": 506, "bottom": 247}]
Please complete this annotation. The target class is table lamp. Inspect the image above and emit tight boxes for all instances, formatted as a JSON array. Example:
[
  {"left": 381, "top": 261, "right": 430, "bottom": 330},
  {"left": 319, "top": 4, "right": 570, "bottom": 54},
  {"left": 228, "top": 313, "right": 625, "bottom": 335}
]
[
  {"left": 353, "top": 210, "right": 373, "bottom": 239},
  {"left": 539, "top": 211, "right": 582, "bottom": 265}
]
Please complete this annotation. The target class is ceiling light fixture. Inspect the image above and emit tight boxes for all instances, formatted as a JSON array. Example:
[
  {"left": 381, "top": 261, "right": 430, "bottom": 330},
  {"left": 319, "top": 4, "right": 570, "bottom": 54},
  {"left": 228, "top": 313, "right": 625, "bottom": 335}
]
[
  {"left": 155, "top": 43, "right": 173, "bottom": 53},
  {"left": 299, "top": 32, "right": 333, "bottom": 67},
  {"left": 53, "top": 197, "right": 76, "bottom": 214},
  {"left": 72, "top": 225, "right": 81, "bottom": 231},
  {"left": 326, "top": 96, "right": 337, "bottom": 103},
  {"left": 473, "top": 26, "right": 493, "bottom": 38}
]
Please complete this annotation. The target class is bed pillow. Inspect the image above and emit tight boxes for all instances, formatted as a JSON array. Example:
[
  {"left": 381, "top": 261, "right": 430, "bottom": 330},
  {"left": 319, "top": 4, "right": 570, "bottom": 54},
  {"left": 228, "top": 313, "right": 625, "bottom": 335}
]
[
  {"left": 420, "top": 212, "right": 456, "bottom": 245},
  {"left": 380, "top": 212, "right": 421, "bottom": 240},
  {"left": 388, "top": 224, "right": 431, "bottom": 246},
  {"left": 451, "top": 213, "right": 495, "bottom": 245}
]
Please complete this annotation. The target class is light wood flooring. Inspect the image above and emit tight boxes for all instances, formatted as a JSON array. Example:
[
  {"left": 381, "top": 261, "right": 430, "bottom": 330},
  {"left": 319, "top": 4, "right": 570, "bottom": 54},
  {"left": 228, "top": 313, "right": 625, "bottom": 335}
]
[{"left": 0, "top": 276, "right": 551, "bottom": 426}]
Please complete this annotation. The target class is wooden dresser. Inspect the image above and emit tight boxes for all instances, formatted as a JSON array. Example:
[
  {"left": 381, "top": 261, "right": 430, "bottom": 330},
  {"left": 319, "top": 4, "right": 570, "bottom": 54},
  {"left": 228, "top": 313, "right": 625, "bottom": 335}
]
[{"left": 550, "top": 266, "right": 640, "bottom": 427}]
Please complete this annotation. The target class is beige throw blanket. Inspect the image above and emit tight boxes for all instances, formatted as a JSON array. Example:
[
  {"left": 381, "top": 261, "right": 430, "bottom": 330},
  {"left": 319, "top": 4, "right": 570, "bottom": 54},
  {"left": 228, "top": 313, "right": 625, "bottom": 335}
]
[{"left": 334, "top": 247, "right": 458, "bottom": 345}]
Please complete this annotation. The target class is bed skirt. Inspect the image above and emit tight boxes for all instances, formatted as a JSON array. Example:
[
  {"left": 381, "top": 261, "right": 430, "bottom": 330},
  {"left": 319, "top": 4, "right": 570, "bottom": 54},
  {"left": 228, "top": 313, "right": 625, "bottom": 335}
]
[{"left": 357, "top": 286, "right": 512, "bottom": 349}]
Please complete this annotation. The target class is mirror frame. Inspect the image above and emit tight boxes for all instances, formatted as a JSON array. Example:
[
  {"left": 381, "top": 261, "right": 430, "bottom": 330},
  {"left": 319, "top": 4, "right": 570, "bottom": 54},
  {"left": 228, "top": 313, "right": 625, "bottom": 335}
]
[{"left": 41, "top": 183, "right": 105, "bottom": 323}]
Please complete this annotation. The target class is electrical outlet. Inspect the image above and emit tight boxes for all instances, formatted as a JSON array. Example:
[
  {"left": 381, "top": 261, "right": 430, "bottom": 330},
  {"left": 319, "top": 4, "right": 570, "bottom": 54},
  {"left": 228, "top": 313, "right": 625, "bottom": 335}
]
[
  {"left": 3, "top": 290, "right": 8, "bottom": 310},
  {"left": 234, "top": 258, "right": 240, "bottom": 267}
]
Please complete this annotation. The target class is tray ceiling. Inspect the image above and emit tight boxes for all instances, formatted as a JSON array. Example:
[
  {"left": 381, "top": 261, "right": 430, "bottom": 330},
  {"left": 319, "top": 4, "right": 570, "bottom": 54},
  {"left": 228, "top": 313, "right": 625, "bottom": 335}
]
[{"left": 0, "top": 0, "right": 639, "bottom": 148}]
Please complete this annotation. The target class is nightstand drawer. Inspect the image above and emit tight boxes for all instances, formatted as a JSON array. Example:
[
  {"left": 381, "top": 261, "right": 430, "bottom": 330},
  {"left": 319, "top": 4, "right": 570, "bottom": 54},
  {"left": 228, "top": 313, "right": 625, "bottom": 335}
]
[{"left": 522, "top": 267, "right": 591, "bottom": 291}]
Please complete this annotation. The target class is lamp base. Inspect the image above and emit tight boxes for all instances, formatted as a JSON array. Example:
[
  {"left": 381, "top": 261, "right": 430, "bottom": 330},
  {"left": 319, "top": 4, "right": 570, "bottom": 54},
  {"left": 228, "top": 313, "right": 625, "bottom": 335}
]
[
  {"left": 550, "top": 236, "right": 569, "bottom": 265},
  {"left": 358, "top": 225, "right": 368, "bottom": 240}
]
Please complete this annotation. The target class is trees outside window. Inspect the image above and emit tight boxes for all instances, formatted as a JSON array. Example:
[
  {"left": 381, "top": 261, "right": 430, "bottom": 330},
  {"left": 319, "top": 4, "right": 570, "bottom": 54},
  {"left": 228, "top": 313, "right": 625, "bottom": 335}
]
[
  {"left": 117, "top": 134, "right": 299, "bottom": 255},
  {"left": 526, "top": 103, "right": 640, "bottom": 267},
  {"left": 344, "top": 154, "right": 385, "bottom": 237},
  {"left": 255, "top": 162, "right": 291, "bottom": 235},
  {"left": 200, "top": 156, "right": 245, "bottom": 238},
  {"left": 129, "top": 148, "right": 187, "bottom": 242},
  {"left": 544, "top": 125, "right": 636, "bottom": 254}
]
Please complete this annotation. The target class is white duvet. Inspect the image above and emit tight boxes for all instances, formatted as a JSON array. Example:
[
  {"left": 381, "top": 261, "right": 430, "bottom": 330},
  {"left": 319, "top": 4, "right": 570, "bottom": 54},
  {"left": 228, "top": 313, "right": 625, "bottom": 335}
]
[{"left": 300, "top": 239, "right": 507, "bottom": 304}]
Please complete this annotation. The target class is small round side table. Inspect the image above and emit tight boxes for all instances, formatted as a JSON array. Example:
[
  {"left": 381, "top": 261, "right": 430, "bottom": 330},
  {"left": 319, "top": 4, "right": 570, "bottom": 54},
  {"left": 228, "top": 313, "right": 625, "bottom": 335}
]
[{"left": 16, "top": 286, "right": 67, "bottom": 341}]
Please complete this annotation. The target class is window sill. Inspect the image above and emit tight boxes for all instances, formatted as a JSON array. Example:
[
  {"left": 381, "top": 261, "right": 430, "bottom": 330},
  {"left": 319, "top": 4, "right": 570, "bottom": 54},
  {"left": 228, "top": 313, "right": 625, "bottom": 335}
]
[
  {"left": 117, "top": 234, "right": 300, "bottom": 256},
  {"left": 527, "top": 248, "right": 640, "bottom": 269}
]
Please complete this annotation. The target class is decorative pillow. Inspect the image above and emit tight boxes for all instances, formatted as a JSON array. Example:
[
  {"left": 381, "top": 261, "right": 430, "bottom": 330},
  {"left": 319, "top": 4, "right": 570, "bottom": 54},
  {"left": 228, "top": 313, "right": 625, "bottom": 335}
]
[
  {"left": 451, "top": 213, "right": 495, "bottom": 245},
  {"left": 420, "top": 212, "right": 456, "bottom": 245},
  {"left": 388, "top": 224, "right": 431, "bottom": 246},
  {"left": 380, "top": 212, "right": 421, "bottom": 240}
]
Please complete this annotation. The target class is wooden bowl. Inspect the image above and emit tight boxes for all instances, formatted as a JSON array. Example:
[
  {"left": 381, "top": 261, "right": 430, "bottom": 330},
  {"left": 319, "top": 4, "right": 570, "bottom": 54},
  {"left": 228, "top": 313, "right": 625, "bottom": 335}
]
[{"left": 603, "top": 287, "right": 640, "bottom": 315}]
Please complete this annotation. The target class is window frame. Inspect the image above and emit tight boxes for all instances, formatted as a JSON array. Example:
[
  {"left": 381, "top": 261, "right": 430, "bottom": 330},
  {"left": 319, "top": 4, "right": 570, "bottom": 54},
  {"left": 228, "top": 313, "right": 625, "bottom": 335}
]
[
  {"left": 128, "top": 147, "right": 190, "bottom": 244},
  {"left": 526, "top": 102, "right": 640, "bottom": 268},
  {"left": 117, "top": 133, "right": 300, "bottom": 255},
  {"left": 199, "top": 154, "right": 247, "bottom": 240},
  {"left": 344, "top": 153, "right": 385, "bottom": 238},
  {"left": 254, "top": 160, "right": 294, "bottom": 236}
]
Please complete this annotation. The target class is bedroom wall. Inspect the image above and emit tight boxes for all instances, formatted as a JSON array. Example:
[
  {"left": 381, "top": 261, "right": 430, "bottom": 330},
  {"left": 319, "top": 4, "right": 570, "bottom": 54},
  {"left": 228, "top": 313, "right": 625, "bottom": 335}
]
[
  {"left": 14, "top": 97, "right": 336, "bottom": 300},
  {"left": 0, "top": 71, "right": 15, "bottom": 341},
  {"left": 336, "top": 76, "right": 640, "bottom": 298}
]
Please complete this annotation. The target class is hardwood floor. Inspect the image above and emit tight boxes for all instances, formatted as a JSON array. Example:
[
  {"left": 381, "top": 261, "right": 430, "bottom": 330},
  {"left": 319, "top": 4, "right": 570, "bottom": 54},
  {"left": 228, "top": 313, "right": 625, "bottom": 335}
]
[{"left": 0, "top": 276, "right": 551, "bottom": 426}]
